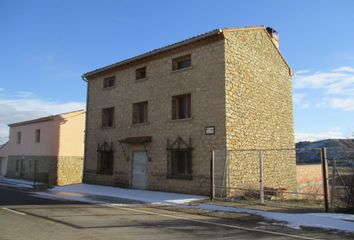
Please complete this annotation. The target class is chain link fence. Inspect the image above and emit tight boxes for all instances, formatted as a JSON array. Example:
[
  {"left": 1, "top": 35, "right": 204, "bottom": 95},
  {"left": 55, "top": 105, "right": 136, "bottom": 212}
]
[
  {"left": 212, "top": 147, "right": 354, "bottom": 212},
  {"left": 327, "top": 149, "right": 354, "bottom": 212}
]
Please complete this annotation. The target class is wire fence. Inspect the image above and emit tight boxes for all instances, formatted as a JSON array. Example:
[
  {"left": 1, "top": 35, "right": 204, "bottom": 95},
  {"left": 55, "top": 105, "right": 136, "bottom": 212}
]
[
  {"left": 327, "top": 151, "right": 354, "bottom": 212},
  {"left": 211, "top": 147, "right": 354, "bottom": 212}
]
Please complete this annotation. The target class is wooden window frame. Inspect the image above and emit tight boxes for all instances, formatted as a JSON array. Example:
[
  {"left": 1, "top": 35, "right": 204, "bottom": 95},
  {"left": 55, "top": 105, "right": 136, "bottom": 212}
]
[
  {"left": 132, "top": 101, "right": 148, "bottom": 124},
  {"left": 102, "top": 107, "right": 115, "bottom": 128},
  {"left": 172, "top": 94, "right": 191, "bottom": 120},
  {"left": 135, "top": 67, "right": 147, "bottom": 80},
  {"left": 172, "top": 54, "right": 191, "bottom": 71},
  {"left": 103, "top": 76, "right": 116, "bottom": 89}
]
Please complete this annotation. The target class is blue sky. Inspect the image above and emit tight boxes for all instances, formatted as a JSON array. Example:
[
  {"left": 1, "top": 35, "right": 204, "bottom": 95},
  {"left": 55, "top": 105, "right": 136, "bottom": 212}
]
[{"left": 0, "top": 0, "right": 354, "bottom": 143}]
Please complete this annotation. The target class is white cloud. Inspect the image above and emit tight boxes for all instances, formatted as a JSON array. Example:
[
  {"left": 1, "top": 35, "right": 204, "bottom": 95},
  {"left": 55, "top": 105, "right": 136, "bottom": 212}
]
[
  {"left": 294, "top": 66, "right": 354, "bottom": 95},
  {"left": 333, "top": 66, "right": 354, "bottom": 73},
  {"left": 328, "top": 98, "right": 354, "bottom": 111},
  {"left": 294, "top": 66, "right": 354, "bottom": 112},
  {"left": 0, "top": 90, "right": 85, "bottom": 144},
  {"left": 295, "top": 70, "right": 311, "bottom": 74},
  {"left": 295, "top": 129, "right": 349, "bottom": 143}
]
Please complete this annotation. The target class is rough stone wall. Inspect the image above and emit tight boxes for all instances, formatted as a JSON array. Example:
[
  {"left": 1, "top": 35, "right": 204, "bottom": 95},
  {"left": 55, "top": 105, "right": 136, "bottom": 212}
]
[
  {"left": 5, "top": 155, "right": 56, "bottom": 184},
  {"left": 85, "top": 39, "right": 227, "bottom": 195},
  {"left": 57, "top": 156, "right": 83, "bottom": 186},
  {"left": 223, "top": 29, "right": 297, "bottom": 192}
]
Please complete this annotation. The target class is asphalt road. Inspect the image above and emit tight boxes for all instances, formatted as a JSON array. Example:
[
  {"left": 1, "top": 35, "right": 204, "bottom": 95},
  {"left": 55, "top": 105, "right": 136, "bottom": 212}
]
[{"left": 0, "top": 186, "right": 353, "bottom": 240}]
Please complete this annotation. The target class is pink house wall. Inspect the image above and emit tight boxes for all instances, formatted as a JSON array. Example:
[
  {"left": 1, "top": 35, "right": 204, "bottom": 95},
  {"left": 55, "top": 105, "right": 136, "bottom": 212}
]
[{"left": 5, "top": 120, "right": 60, "bottom": 156}]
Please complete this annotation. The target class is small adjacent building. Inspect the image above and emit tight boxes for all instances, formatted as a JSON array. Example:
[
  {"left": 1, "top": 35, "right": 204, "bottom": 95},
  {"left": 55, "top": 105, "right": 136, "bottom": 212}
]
[
  {"left": 82, "top": 26, "right": 297, "bottom": 195},
  {"left": 0, "top": 110, "right": 85, "bottom": 186}
]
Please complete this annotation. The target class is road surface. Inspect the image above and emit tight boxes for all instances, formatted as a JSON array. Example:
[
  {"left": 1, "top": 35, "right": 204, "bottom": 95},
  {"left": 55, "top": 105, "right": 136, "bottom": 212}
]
[{"left": 0, "top": 186, "right": 352, "bottom": 240}]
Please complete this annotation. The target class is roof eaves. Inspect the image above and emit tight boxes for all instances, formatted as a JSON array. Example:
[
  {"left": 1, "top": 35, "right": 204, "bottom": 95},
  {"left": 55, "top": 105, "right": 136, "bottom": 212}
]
[
  {"left": 82, "top": 29, "right": 223, "bottom": 79},
  {"left": 8, "top": 109, "right": 85, "bottom": 127},
  {"left": 0, "top": 141, "right": 9, "bottom": 151},
  {"left": 8, "top": 116, "right": 55, "bottom": 127}
]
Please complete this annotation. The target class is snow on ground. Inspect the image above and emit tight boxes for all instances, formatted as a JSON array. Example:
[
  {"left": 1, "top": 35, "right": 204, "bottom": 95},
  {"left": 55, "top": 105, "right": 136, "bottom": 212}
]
[
  {"left": 35, "top": 183, "right": 207, "bottom": 204},
  {"left": 192, "top": 204, "right": 354, "bottom": 233}
]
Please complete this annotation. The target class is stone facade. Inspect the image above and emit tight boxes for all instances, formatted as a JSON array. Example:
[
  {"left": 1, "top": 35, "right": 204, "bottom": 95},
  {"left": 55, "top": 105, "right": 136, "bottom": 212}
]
[
  {"left": 57, "top": 156, "right": 84, "bottom": 186},
  {"left": 84, "top": 36, "right": 226, "bottom": 195},
  {"left": 83, "top": 27, "right": 297, "bottom": 195},
  {"left": 224, "top": 29, "right": 297, "bottom": 192}
]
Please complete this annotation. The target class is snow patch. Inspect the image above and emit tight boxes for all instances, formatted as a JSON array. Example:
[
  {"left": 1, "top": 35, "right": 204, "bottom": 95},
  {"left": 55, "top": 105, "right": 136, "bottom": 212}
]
[
  {"left": 193, "top": 204, "right": 354, "bottom": 233},
  {"left": 30, "top": 183, "right": 354, "bottom": 233}
]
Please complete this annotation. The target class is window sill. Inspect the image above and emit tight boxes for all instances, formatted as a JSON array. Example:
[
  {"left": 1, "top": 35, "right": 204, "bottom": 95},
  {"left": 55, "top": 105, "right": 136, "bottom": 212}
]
[
  {"left": 102, "top": 126, "right": 115, "bottom": 130},
  {"left": 170, "top": 117, "right": 193, "bottom": 123},
  {"left": 167, "top": 175, "right": 193, "bottom": 180},
  {"left": 171, "top": 65, "right": 193, "bottom": 73},
  {"left": 102, "top": 86, "right": 117, "bottom": 90},
  {"left": 135, "top": 77, "right": 148, "bottom": 82},
  {"left": 131, "top": 122, "right": 150, "bottom": 127}
]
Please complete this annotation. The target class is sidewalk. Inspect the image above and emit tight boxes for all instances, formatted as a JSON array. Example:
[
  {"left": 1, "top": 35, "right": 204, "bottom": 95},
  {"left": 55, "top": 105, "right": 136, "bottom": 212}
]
[{"left": 34, "top": 183, "right": 208, "bottom": 204}]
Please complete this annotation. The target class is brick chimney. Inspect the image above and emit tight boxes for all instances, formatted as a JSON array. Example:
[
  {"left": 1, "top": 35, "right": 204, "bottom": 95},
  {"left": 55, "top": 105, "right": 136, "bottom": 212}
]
[{"left": 266, "top": 27, "right": 279, "bottom": 49}]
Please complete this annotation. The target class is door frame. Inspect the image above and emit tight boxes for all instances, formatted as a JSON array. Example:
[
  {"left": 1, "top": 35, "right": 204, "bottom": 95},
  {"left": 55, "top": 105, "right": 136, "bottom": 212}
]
[{"left": 131, "top": 151, "right": 148, "bottom": 189}]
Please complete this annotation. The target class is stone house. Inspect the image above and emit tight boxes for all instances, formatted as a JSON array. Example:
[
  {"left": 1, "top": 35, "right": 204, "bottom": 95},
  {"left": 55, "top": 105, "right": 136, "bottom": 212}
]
[
  {"left": 0, "top": 110, "right": 85, "bottom": 186},
  {"left": 82, "top": 26, "right": 297, "bottom": 195}
]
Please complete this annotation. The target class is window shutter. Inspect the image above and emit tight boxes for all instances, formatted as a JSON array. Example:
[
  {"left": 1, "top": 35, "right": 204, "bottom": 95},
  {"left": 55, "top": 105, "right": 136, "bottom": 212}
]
[
  {"left": 187, "top": 94, "right": 191, "bottom": 118},
  {"left": 143, "top": 102, "right": 148, "bottom": 123},
  {"left": 109, "top": 108, "right": 114, "bottom": 127},
  {"left": 133, "top": 104, "right": 139, "bottom": 123},
  {"left": 172, "top": 97, "right": 177, "bottom": 119}
]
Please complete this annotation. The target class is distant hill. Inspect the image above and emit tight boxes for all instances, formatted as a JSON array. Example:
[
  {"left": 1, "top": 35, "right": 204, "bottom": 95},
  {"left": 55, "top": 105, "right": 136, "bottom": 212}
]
[{"left": 296, "top": 139, "right": 354, "bottom": 164}]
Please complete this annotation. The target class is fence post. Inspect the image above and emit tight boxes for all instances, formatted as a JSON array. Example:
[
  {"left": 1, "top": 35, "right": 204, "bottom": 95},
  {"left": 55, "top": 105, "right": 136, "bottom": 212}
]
[
  {"left": 220, "top": 150, "right": 228, "bottom": 198},
  {"left": 259, "top": 150, "right": 264, "bottom": 204},
  {"left": 331, "top": 159, "right": 336, "bottom": 212},
  {"left": 210, "top": 150, "right": 215, "bottom": 201},
  {"left": 321, "top": 147, "right": 329, "bottom": 212}
]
